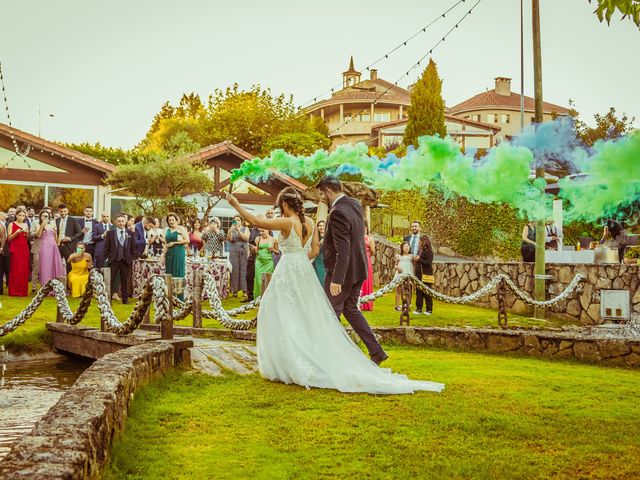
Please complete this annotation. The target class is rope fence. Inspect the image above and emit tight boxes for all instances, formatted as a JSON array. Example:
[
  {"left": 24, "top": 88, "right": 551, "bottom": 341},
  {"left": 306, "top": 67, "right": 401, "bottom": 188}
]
[{"left": 1, "top": 267, "right": 587, "bottom": 337}]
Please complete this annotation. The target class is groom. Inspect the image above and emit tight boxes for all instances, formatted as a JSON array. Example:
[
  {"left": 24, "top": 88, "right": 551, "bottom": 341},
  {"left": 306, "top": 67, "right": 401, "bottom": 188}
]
[{"left": 316, "top": 176, "right": 388, "bottom": 365}]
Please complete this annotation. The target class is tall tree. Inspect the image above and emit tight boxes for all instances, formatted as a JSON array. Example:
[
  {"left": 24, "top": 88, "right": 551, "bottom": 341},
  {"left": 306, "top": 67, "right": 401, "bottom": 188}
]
[
  {"left": 568, "top": 100, "right": 636, "bottom": 147},
  {"left": 403, "top": 59, "right": 446, "bottom": 147}
]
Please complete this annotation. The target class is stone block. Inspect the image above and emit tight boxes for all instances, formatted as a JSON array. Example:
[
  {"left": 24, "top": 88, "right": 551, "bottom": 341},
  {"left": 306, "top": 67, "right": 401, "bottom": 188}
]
[
  {"left": 467, "top": 332, "right": 485, "bottom": 349},
  {"left": 559, "top": 340, "right": 573, "bottom": 350},
  {"left": 573, "top": 341, "right": 601, "bottom": 362},
  {"left": 468, "top": 268, "right": 479, "bottom": 281},
  {"left": 459, "top": 273, "right": 470, "bottom": 291},
  {"left": 579, "top": 283, "right": 593, "bottom": 311},
  {"left": 598, "top": 340, "right": 631, "bottom": 359},
  {"left": 613, "top": 277, "right": 625, "bottom": 290},
  {"left": 404, "top": 328, "right": 424, "bottom": 345},
  {"left": 566, "top": 300, "right": 581, "bottom": 317},
  {"left": 523, "top": 335, "right": 541, "bottom": 351},
  {"left": 587, "top": 303, "right": 601, "bottom": 323},
  {"left": 558, "top": 266, "right": 573, "bottom": 284},
  {"left": 486, "top": 334, "right": 522, "bottom": 352},
  {"left": 606, "top": 267, "right": 618, "bottom": 280},
  {"left": 624, "top": 352, "right": 640, "bottom": 367},
  {"left": 596, "top": 277, "right": 613, "bottom": 290}
]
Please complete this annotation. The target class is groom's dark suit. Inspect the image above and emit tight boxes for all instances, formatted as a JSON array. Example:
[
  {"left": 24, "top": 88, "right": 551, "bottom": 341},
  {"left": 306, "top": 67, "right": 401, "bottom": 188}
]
[{"left": 323, "top": 195, "right": 386, "bottom": 362}]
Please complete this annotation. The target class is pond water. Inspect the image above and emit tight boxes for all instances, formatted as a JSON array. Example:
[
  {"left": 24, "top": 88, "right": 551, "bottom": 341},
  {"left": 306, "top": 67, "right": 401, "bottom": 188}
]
[{"left": 0, "top": 355, "right": 90, "bottom": 461}]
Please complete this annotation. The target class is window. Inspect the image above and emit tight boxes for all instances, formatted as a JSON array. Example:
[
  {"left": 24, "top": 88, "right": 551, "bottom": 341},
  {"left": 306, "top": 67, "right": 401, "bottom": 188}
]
[
  {"left": 354, "top": 113, "right": 370, "bottom": 122},
  {"left": 47, "top": 186, "right": 94, "bottom": 216},
  {"left": 374, "top": 112, "right": 391, "bottom": 122},
  {"left": 472, "top": 114, "right": 481, "bottom": 122},
  {"left": 344, "top": 113, "right": 352, "bottom": 123},
  {"left": 500, "top": 114, "right": 510, "bottom": 124},
  {"left": 486, "top": 113, "right": 497, "bottom": 123},
  {"left": 0, "top": 184, "right": 45, "bottom": 211}
]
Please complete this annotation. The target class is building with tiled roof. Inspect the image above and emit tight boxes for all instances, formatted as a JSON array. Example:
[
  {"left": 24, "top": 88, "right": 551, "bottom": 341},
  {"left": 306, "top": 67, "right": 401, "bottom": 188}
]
[
  {"left": 304, "top": 57, "right": 412, "bottom": 149},
  {"left": 449, "top": 77, "right": 570, "bottom": 138}
]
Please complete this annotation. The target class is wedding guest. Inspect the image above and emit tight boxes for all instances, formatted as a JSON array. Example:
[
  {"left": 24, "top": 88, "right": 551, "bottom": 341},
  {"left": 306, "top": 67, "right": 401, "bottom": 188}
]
[
  {"left": 202, "top": 217, "right": 225, "bottom": 258},
  {"left": 311, "top": 220, "right": 326, "bottom": 285},
  {"left": 403, "top": 221, "right": 421, "bottom": 259},
  {"left": 359, "top": 223, "right": 375, "bottom": 311},
  {"left": 77, "top": 206, "right": 97, "bottom": 259},
  {"left": 227, "top": 214, "right": 249, "bottom": 299},
  {"left": 134, "top": 216, "right": 156, "bottom": 258},
  {"left": 29, "top": 213, "right": 41, "bottom": 292},
  {"left": 521, "top": 220, "right": 536, "bottom": 262},
  {"left": 164, "top": 213, "right": 188, "bottom": 299},
  {"left": 7, "top": 208, "right": 30, "bottom": 297},
  {"left": 246, "top": 215, "right": 270, "bottom": 302},
  {"left": 145, "top": 219, "right": 165, "bottom": 257},
  {"left": 394, "top": 241, "right": 414, "bottom": 311},
  {"left": 25, "top": 206, "right": 35, "bottom": 231},
  {"left": 545, "top": 218, "right": 560, "bottom": 251},
  {"left": 104, "top": 214, "right": 135, "bottom": 304},
  {"left": 56, "top": 204, "right": 83, "bottom": 270},
  {"left": 601, "top": 218, "right": 627, "bottom": 263},
  {"left": 253, "top": 228, "right": 278, "bottom": 299},
  {"left": 265, "top": 208, "right": 281, "bottom": 267},
  {"left": 0, "top": 211, "right": 8, "bottom": 294},
  {"left": 92, "top": 212, "right": 113, "bottom": 268},
  {"left": 6, "top": 206, "right": 17, "bottom": 225},
  {"left": 35, "top": 210, "right": 65, "bottom": 290},
  {"left": 414, "top": 234, "right": 434, "bottom": 315},
  {"left": 188, "top": 218, "right": 204, "bottom": 255},
  {"left": 67, "top": 242, "right": 92, "bottom": 298}
]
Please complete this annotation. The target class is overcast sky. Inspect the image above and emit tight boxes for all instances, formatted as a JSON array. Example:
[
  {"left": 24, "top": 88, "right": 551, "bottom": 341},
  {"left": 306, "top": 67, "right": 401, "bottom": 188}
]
[{"left": 1, "top": 0, "right": 638, "bottom": 149}]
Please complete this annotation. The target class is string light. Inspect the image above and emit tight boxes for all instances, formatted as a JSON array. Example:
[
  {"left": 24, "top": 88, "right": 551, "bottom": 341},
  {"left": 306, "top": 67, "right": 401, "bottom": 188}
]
[
  {"left": 298, "top": 0, "right": 467, "bottom": 108},
  {"left": 328, "top": 0, "right": 483, "bottom": 138},
  {"left": 0, "top": 61, "right": 33, "bottom": 169}
]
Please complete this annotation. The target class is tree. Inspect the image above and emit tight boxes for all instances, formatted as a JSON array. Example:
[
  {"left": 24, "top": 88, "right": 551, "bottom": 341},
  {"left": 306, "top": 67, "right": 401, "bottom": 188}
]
[
  {"left": 106, "top": 132, "right": 211, "bottom": 218},
  {"left": 568, "top": 100, "right": 636, "bottom": 147},
  {"left": 590, "top": 0, "right": 640, "bottom": 27},
  {"left": 403, "top": 59, "right": 447, "bottom": 147},
  {"left": 262, "top": 132, "right": 331, "bottom": 156}
]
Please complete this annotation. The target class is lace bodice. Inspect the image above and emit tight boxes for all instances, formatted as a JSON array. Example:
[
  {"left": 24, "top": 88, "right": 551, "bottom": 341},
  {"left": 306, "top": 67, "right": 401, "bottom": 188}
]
[{"left": 278, "top": 226, "right": 311, "bottom": 255}]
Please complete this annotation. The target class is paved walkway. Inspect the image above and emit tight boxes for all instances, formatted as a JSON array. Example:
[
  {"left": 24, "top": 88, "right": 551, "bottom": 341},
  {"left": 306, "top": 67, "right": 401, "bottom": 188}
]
[{"left": 187, "top": 338, "right": 258, "bottom": 377}]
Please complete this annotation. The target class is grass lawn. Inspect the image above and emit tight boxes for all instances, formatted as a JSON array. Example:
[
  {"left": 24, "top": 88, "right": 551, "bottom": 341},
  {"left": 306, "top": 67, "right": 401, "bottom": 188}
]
[
  {"left": 1, "top": 287, "right": 577, "bottom": 353},
  {"left": 106, "top": 346, "right": 640, "bottom": 479}
]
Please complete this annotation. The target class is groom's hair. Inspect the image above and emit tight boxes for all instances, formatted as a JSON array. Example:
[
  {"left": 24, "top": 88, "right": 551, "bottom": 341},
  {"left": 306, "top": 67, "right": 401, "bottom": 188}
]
[{"left": 315, "top": 175, "right": 342, "bottom": 193}]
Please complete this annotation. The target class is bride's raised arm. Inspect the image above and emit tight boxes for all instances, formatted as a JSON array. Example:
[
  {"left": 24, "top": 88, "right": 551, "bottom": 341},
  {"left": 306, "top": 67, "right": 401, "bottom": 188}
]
[{"left": 225, "top": 192, "right": 293, "bottom": 235}]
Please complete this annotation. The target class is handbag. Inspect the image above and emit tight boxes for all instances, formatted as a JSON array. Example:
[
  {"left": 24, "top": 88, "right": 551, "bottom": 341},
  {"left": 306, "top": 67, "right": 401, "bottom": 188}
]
[{"left": 421, "top": 274, "right": 435, "bottom": 284}]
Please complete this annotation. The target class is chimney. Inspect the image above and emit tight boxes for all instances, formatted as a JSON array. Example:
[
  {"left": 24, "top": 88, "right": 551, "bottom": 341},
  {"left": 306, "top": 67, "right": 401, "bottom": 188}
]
[
  {"left": 494, "top": 77, "right": 512, "bottom": 96},
  {"left": 370, "top": 69, "right": 378, "bottom": 80}
]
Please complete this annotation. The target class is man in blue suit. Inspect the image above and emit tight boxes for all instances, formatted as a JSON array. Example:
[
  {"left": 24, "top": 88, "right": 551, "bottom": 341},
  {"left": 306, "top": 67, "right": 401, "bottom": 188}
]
[
  {"left": 133, "top": 217, "right": 156, "bottom": 258},
  {"left": 92, "top": 212, "right": 113, "bottom": 269}
]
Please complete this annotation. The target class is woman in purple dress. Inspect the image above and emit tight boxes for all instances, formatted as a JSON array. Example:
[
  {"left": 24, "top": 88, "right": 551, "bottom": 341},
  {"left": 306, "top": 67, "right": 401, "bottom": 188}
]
[{"left": 36, "top": 210, "right": 65, "bottom": 288}]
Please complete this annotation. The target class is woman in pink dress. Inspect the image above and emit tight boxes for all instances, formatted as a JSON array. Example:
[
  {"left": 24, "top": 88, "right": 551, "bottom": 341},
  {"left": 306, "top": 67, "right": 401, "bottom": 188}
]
[
  {"left": 36, "top": 210, "right": 66, "bottom": 289},
  {"left": 7, "top": 209, "right": 30, "bottom": 297},
  {"left": 359, "top": 223, "right": 375, "bottom": 311}
]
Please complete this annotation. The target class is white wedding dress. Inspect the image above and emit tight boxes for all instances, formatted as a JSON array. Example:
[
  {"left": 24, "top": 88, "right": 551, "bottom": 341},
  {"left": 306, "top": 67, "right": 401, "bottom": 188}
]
[{"left": 257, "top": 226, "right": 444, "bottom": 394}]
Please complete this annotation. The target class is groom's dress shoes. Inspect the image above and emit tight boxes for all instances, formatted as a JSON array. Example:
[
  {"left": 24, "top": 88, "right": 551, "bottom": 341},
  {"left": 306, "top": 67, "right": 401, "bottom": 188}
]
[{"left": 371, "top": 350, "right": 389, "bottom": 366}]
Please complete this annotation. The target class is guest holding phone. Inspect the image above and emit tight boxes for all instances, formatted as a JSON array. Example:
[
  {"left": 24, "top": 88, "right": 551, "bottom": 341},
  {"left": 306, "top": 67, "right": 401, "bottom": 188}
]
[
  {"left": 36, "top": 210, "right": 66, "bottom": 290},
  {"left": 67, "top": 242, "right": 93, "bottom": 298}
]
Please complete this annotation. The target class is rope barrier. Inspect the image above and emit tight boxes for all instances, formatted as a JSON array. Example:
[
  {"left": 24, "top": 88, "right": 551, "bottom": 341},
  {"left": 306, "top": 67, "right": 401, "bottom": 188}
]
[{"left": 0, "top": 268, "right": 586, "bottom": 336}]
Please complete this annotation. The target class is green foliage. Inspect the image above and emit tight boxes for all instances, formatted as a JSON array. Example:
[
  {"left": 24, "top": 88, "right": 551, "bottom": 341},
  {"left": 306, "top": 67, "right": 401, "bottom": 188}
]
[
  {"left": 107, "top": 348, "right": 640, "bottom": 479},
  {"left": 107, "top": 132, "right": 211, "bottom": 217},
  {"left": 262, "top": 132, "right": 331, "bottom": 156},
  {"left": 60, "top": 141, "right": 135, "bottom": 165},
  {"left": 568, "top": 101, "right": 636, "bottom": 147},
  {"left": 561, "top": 219, "right": 602, "bottom": 246},
  {"left": 590, "top": 0, "right": 640, "bottom": 26},
  {"left": 624, "top": 246, "right": 640, "bottom": 259},
  {"left": 373, "top": 189, "right": 523, "bottom": 260},
  {"left": 142, "top": 84, "right": 330, "bottom": 156},
  {"left": 403, "top": 58, "right": 446, "bottom": 147}
]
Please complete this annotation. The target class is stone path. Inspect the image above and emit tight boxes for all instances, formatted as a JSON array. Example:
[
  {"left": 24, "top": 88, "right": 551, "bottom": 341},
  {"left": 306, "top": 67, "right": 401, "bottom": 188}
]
[{"left": 186, "top": 338, "right": 258, "bottom": 377}]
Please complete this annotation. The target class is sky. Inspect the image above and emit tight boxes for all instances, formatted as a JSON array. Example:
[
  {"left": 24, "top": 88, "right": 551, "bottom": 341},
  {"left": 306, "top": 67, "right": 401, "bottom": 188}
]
[{"left": 1, "top": 0, "right": 638, "bottom": 149}]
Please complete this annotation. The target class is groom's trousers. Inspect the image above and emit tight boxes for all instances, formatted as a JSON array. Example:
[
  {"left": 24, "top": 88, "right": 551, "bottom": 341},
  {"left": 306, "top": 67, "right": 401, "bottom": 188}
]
[{"left": 324, "top": 273, "right": 383, "bottom": 358}]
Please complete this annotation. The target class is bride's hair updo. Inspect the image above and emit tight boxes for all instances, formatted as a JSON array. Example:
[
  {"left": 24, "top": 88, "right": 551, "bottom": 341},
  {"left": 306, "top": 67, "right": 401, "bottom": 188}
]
[{"left": 277, "top": 187, "right": 307, "bottom": 238}]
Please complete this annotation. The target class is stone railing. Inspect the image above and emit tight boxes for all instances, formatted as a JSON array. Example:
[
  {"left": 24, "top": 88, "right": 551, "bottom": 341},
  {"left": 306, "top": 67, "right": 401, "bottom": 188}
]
[
  {"left": 0, "top": 341, "right": 182, "bottom": 479},
  {"left": 373, "top": 237, "right": 640, "bottom": 325}
]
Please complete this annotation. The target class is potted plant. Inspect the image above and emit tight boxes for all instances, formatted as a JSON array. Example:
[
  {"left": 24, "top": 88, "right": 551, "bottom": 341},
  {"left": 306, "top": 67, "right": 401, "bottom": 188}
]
[{"left": 623, "top": 246, "right": 640, "bottom": 264}]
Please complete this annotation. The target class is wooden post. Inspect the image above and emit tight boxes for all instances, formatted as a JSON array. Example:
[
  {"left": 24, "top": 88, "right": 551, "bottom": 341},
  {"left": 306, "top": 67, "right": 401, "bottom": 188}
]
[
  {"left": 192, "top": 270, "right": 203, "bottom": 328},
  {"left": 261, "top": 273, "right": 272, "bottom": 296},
  {"left": 399, "top": 280, "right": 411, "bottom": 326},
  {"left": 161, "top": 274, "right": 174, "bottom": 340},
  {"left": 100, "top": 267, "right": 111, "bottom": 332},
  {"left": 56, "top": 275, "right": 66, "bottom": 323}
]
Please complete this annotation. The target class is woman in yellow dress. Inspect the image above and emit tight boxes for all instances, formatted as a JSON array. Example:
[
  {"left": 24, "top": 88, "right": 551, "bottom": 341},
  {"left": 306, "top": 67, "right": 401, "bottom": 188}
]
[{"left": 67, "top": 242, "right": 93, "bottom": 298}]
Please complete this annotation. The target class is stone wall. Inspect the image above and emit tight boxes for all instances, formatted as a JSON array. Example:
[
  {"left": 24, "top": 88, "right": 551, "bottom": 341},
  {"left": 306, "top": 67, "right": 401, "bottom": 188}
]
[
  {"left": 0, "top": 341, "right": 178, "bottom": 480},
  {"left": 373, "top": 236, "right": 640, "bottom": 324},
  {"left": 371, "top": 326, "right": 640, "bottom": 367}
]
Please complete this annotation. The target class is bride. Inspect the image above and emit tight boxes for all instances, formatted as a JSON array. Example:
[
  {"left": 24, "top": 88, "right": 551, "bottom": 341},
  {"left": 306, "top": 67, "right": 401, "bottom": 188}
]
[{"left": 225, "top": 188, "right": 444, "bottom": 394}]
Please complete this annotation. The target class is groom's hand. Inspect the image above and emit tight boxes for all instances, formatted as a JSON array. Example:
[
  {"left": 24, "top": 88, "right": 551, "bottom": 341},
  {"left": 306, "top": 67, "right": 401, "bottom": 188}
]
[{"left": 330, "top": 282, "right": 342, "bottom": 296}]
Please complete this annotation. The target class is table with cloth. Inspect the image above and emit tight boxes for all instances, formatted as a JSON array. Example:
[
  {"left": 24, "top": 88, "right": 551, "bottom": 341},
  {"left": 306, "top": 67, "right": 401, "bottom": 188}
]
[{"left": 132, "top": 257, "right": 231, "bottom": 299}]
